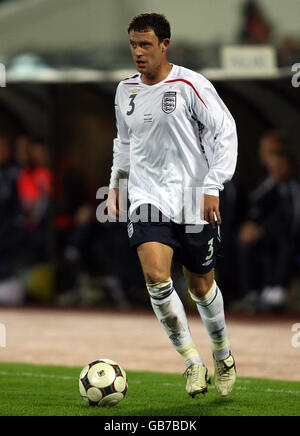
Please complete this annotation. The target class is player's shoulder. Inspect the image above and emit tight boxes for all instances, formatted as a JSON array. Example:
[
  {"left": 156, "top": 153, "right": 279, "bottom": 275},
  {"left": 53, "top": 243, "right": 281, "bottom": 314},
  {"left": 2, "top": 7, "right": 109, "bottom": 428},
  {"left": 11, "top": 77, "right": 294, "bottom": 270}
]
[
  {"left": 118, "top": 73, "right": 140, "bottom": 87},
  {"left": 169, "top": 65, "right": 214, "bottom": 107},
  {"left": 115, "top": 73, "right": 141, "bottom": 97},
  {"left": 173, "top": 65, "right": 213, "bottom": 89}
]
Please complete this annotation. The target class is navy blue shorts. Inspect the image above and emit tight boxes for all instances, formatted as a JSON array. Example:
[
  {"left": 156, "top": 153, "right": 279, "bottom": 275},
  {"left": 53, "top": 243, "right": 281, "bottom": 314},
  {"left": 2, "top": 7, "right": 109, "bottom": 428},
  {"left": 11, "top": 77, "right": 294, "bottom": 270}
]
[{"left": 127, "top": 204, "right": 221, "bottom": 274}]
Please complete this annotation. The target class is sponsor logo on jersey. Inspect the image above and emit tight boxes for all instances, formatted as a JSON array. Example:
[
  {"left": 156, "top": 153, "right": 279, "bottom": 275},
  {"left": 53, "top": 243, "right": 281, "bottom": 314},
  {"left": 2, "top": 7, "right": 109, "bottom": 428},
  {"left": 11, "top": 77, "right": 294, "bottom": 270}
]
[
  {"left": 162, "top": 91, "right": 177, "bottom": 114},
  {"left": 129, "top": 88, "right": 140, "bottom": 94}
]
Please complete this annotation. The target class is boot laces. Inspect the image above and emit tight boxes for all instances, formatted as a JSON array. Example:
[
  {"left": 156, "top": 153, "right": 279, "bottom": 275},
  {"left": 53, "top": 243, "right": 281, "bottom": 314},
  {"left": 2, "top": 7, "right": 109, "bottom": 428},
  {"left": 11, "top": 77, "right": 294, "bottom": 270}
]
[
  {"left": 215, "top": 360, "right": 231, "bottom": 380},
  {"left": 183, "top": 365, "right": 201, "bottom": 383}
]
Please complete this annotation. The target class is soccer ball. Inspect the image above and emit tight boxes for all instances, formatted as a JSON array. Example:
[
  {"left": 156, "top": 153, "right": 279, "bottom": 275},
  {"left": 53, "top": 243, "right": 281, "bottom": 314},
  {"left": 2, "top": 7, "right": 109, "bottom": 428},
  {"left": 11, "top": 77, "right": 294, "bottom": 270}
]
[{"left": 79, "top": 358, "right": 128, "bottom": 407}]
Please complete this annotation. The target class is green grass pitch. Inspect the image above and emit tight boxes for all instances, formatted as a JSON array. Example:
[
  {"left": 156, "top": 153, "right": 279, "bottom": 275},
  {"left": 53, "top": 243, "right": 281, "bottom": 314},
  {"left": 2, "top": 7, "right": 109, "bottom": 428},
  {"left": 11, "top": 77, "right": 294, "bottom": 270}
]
[{"left": 0, "top": 362, "right": 299, "bottom": 416}]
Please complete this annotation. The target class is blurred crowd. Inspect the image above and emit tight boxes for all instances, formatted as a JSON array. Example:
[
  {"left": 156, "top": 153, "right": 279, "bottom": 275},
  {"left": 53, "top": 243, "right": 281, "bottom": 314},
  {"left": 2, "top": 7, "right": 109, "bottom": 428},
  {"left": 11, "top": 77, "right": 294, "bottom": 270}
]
[
  {"left": 2, "top": 0, "right": 300, "bottom": 76},
  {"left": 0, "top": 128, "right": 299, "bottom": 313},
  {"left": 0, "top": 133, "right": 52, "bottom": 305},
  {"left": 223, "top": 130, "right": 300, "bottom": 313},
  {"left": 238, "top": 0, "right": 300, "bottom": 67},
  {"left": 0, "top": 132, "right": 145, "bottom": 308},
  {"left": 0, "top": 0, "right": 299, "bottom": 312}
]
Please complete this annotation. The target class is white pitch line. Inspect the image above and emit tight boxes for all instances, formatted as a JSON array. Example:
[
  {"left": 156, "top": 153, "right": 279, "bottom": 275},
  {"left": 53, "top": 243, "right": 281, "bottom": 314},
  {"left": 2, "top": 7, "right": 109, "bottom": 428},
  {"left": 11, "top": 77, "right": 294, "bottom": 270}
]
[
  {"left": 0, "top": 371, "right": 299, "bottom": 395},
  {"left": 0, "top": 371, "right": 75, "bottom": 381}
]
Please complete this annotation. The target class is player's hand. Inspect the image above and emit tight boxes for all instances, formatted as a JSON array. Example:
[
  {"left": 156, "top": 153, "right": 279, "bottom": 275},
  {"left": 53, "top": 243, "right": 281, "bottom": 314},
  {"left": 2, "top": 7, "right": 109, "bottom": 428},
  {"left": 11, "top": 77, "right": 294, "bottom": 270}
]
[
  {"left": 107, "top": 188, "right": 125, "bottom": 221},
  {"left": 204, "top": 194, "right": 221, "bottom": 228}
]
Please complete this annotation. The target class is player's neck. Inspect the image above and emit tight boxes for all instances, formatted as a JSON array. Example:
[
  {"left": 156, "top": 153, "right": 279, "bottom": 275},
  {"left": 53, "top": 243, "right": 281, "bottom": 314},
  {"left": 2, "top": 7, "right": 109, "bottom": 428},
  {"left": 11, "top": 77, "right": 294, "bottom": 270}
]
[{"left": 141, "top": 62, "right": 173, "bottom": 86}]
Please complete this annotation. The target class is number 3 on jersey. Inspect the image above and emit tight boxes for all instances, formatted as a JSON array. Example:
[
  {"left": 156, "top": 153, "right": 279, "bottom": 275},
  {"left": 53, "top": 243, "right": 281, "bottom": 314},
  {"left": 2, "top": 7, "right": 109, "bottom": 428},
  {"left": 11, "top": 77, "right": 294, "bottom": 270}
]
[
  {"left": 205, "top": 238, "right": 214, "bottom": 261},
  {"left": 127, "top": 94, "right": 137, "bottom": 116}
]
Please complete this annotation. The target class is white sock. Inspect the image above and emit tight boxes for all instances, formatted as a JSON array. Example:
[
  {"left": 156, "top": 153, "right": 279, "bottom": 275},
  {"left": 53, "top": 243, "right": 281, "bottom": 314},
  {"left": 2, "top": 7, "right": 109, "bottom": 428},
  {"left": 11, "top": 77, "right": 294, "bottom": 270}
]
[
  {"left": 190, "top": 281, "right": 230, "bottom": 361},
  {"left": 147, "top": 278, "right": 203, "bottom": 367}
]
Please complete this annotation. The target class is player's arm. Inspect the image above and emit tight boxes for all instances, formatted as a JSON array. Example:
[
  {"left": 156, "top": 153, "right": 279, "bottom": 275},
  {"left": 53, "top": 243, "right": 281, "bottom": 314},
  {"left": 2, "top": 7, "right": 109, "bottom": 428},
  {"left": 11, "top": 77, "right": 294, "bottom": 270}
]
[
  {"left": 191, "top": 82, "right": 238, "bottom": 227},
  {"left": 107, "top": 85, "right": 130, "bottom": 220}
]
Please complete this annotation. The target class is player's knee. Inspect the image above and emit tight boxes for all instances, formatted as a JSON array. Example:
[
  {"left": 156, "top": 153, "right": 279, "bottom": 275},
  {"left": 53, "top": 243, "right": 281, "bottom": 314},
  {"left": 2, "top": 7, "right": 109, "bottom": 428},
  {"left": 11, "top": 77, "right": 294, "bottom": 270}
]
[
  {"left": 146, "top": 277, "right": 173, "bottom": 301},
  {"left": 189, "top": 278, "right": 214, "bottom": 299},
  {"left": 144, "top": 269, "right": 170, "bottom": 285}
]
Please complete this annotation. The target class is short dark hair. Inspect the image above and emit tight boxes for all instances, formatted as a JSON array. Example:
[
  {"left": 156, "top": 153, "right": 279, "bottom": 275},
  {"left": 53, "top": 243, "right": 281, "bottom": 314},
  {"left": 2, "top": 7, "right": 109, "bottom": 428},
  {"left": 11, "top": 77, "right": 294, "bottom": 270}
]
[{"left": 128, "top": 13, "right": 171, "bottom": 43}]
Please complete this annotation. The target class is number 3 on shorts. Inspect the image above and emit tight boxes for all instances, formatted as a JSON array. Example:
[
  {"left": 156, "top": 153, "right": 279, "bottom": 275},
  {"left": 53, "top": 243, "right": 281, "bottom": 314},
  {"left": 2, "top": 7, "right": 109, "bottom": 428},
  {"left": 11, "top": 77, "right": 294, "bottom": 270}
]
[{"left": 205, "top": 238, "right": 214, "bottom": 261}]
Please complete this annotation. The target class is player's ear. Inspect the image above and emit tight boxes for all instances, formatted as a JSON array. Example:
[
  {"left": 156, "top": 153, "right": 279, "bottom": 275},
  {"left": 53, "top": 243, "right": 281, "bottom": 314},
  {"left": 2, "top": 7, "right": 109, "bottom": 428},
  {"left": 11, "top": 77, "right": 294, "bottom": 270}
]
[{"left": 161, "top": 38, "right": 170, "bottom": 53}]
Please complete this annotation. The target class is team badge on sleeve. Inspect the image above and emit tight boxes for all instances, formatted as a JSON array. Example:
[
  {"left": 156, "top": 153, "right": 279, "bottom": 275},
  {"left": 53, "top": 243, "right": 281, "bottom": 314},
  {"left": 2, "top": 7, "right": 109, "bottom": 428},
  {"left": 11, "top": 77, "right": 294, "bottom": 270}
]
[{"left": 162, "top": 92, "right": 177, "bottom": 114}]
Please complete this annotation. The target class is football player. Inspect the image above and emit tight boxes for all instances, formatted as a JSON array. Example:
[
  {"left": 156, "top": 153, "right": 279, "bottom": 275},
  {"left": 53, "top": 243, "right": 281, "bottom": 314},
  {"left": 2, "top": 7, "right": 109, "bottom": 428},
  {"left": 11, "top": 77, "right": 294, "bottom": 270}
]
[{"left": 107, "top": 13, "right": 238, "bottom": 397}]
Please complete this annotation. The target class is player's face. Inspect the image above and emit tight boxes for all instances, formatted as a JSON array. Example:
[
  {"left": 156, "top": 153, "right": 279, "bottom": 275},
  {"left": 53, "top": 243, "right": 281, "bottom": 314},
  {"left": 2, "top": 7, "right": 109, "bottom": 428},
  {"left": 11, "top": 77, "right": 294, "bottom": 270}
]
[{"left": 129, "top": 30, "right": 168, "bottom": 77}]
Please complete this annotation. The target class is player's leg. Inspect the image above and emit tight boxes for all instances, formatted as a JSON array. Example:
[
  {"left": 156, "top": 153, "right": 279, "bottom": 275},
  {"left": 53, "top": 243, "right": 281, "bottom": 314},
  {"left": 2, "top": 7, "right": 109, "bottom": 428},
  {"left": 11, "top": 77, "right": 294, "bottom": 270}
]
[
  {"left": 137, "top": 241, "right": 209, "bottom": 396},
  {"left": 184, "top": 266, "right": 236, "bottom": 396},
  {"left": 184, "top": 267, "right": 230, "bottom": 360},
  {"left": 178, "top": 223, "right": 236, "bottom": 396},
  {"left": 137, "top": 241, "right": 203, "bottom": 367}
]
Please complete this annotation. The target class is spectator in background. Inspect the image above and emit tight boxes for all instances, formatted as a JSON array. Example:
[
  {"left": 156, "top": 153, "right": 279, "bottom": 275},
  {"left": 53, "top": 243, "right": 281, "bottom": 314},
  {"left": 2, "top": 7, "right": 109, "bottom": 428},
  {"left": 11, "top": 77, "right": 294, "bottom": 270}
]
[
  {"left": 258, "top": 129, "right": 287, "bottom": 168},
  {"left": 19, "top": 140, "right": 52, "bottom": 221},
  {"left": 0, "top": 134, "right": 25, "bottom": 305},
  {"left": 54, "top": 152, "right": 90, "bottom": 294},
  {"left": 239, "top": 0, "right": 273, "bottom": 45},
  {"left": 235, "top": 132, "right": 300, "bottom": 312},
  {"left": 278, "top": 35, "right": 300, "bottom": 68},
  {"left": 0, "top": 134, "right": 21, "bottom": 277},
  {"left": 54, "top": 151, "right": 144, "bottom": 308},
  {"left": 16, "top": 136, "right": 52, "bottom": 262}
]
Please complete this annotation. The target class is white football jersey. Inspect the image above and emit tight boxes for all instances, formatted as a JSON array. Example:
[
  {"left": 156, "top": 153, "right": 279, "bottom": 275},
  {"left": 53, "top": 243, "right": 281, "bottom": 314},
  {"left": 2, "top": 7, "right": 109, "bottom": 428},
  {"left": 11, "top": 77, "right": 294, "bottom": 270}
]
[{"left": 109, "top": 64, "right": 238, "bottom": 224}]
